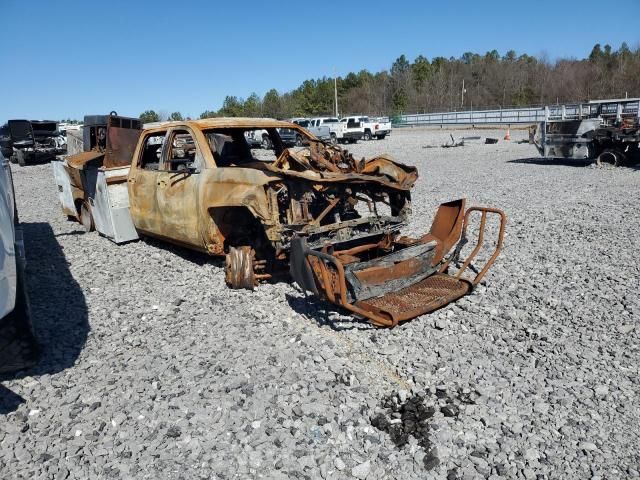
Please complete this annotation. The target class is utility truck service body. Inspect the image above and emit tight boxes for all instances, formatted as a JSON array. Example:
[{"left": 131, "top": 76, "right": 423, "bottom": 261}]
[
  {"left": 532, "top": 98, "right": 640, "bottom": 166},
  {"left": 359, "top": 116, "right": 392, "bottom": 140},
  {"left": 53, "top": 116, "right": 506, "bottom": 327}
]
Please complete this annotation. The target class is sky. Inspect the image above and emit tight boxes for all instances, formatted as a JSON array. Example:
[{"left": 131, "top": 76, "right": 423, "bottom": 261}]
[{"left": 1, "top": 0, "right": 638, "bottom": 123}]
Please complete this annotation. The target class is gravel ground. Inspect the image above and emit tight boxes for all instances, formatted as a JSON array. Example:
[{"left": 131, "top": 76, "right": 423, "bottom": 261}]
[{"left": 1, "top": 127, "right": 639, "bottom": 479}]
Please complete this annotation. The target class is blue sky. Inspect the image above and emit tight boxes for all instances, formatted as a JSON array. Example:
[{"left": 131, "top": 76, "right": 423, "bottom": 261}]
[{"left": 1, "top": 0, "right": 638, "bottom": 122}]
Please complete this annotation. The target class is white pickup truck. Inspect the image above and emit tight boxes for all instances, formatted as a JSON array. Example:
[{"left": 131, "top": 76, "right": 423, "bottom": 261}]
[
  {"left": 289, "top": 118, "right": 332, "bottom": 144},
  {"left": 308, "top": 117, "right": 364, "bottom": 144},
  {"left": 359, "top": 116, "right": 392, "bottom": 140},
  {"left": 339, "top": 116, "right": 367, "bottom": 143}
]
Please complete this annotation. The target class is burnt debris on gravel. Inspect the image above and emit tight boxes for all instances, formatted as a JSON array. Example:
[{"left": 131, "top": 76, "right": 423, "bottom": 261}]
[{"left": 371, "top": 387, "right": 480, "bottom": 471}]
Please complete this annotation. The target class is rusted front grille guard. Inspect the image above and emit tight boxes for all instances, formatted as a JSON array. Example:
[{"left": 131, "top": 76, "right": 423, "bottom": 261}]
[{"left": 302, "top": 207, "right": 506, "bottom": 327}]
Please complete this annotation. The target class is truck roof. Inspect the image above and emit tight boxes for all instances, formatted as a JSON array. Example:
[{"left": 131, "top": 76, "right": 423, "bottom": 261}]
[{"left": 143, "top": 117, "right": 295, "bottom": 132}]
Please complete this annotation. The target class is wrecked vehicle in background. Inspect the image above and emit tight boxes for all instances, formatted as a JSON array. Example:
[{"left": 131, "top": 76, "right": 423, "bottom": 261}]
[
  {"left": 532, "top": 98, "right": 640, "bottom": 167},
  {"left": 7, "top": 120, "right": 66, "bottom": 166},
  {"left": 54, "top": 117, "right": 506, "bottom": 327}
]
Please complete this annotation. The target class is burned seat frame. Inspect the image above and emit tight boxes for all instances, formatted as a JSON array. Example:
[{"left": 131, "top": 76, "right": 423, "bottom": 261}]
[{"left": 291, "top": 200, "right": 506, "bottom": 327}]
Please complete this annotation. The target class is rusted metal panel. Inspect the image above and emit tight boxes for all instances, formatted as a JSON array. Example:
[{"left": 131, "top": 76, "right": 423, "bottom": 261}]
[
  {"left": 105, "top": 116, "right": 141, "bottom": 168},
  {"left": 66, "top": 150, "right": 104, "bottom": 169}
]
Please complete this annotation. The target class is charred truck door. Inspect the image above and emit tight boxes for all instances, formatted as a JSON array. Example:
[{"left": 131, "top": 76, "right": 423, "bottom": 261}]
[
  {"left": 128, "top": 129, "right": 167, "bottom": 237},
  {"left": 154, "top": 127, "right": 203, "bottom": 249}
]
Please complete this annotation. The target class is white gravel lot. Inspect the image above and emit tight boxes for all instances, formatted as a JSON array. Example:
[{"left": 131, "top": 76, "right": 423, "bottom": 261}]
[{"left": 1, "top": 127, "right": 639, "bottom": 479}]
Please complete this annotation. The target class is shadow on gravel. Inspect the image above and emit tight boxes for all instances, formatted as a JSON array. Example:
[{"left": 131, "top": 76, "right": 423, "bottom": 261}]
[
  {"left": 285, "top": 293, "right": 374, "bottom": 331},
  {"left": 0, "top": 384, "right": 25, "bottom": 414},
  {"left": 140, "top": 236, "right": 223, "bottom": 267},
  {"left": 507, "top": 157, "right": 592, "bottom": 167},
  {"left": 1, "top": 222, "right": 88, "bottom": 381}
]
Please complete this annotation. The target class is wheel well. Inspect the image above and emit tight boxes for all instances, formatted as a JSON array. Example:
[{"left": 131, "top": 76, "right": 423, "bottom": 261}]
[{"left": 209, "top": 206, "right": 272, "bottom": 256}]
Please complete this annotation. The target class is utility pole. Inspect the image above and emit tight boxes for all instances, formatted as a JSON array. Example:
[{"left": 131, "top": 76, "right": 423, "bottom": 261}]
[
  {"left": 334, "top": 69, "right": 339, "bottom": 117},
  {"left": 461, "top": 79, "right": 466, "bottom": 109}
]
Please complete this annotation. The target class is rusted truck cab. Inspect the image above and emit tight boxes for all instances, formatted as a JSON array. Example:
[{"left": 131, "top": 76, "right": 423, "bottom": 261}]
[{"left": 127, "top": 118, "right": 506, "bottom": 327}]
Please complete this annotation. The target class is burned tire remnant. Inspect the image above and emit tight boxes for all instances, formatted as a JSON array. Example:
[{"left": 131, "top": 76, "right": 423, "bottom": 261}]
[
  {"left": 371, "top": 392, "right": 439, "bottom": 470},
  {"left": 596, "top": 149, "right": 626, "bottom": 167},
  {"left": 371, "top": 388, "right": 477, "bottom": 471},
  {"left": 225, "top": 246, "right": 256, "bottom": 290}
]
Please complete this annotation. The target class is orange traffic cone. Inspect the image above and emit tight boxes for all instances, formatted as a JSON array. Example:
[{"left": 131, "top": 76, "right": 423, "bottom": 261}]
[{"left": 504, "top": 129, "right": 511, "bottom": 141}]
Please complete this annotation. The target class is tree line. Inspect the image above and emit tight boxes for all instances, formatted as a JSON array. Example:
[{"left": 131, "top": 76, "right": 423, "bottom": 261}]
[{"left": 139, "top": 42, "right": 640, "bottom": 122}]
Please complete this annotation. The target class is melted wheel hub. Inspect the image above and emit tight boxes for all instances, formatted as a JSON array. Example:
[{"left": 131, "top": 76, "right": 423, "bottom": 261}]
[{"left": 225, "top": 246, "right": 256, "bottom": 290}]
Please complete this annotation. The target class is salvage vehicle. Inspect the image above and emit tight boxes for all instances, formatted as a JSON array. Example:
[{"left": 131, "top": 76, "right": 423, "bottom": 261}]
[
  {"left": 0, "top": 150, "right": 38, "bottom": 373},
  {"left": 360, "top": 116, "right": 392, "bottom": 140},
  {"left": 126, "top": 118, "right": 505, "bottom": 326},
  {"left": 532, "top": 98, "right": 640, "bottom": 166},
  {"left": 7, "top": 120, "right": 66, "bottom": 166},
  {"left": 53, "top": 117, "right": 506, "bottom": 327}
]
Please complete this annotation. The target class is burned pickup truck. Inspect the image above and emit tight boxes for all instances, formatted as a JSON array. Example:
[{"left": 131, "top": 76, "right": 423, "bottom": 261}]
[{"left": 55, "top": 117, "right": 506, "bottom": 327}]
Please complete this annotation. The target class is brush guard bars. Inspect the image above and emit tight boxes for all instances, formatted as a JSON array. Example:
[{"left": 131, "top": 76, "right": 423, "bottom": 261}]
[{"left": 290, "top": 200, "right": 506, "bottom": 327}]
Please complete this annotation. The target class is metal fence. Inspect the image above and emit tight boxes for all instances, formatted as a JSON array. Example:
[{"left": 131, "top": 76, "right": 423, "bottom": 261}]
[
  {"left": 396, "top": 107, "right": 545, "bottom": 126},
  {"left": 395, "top": 98, "right": 640, "bottom": 127}
]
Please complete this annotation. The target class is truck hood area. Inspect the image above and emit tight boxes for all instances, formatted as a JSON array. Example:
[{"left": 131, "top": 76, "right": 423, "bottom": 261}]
[{"left": 258, "top": 142, "right": 418, "bottom": 190}]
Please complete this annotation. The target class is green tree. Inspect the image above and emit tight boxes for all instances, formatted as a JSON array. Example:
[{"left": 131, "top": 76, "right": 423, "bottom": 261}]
[
  {"left": 139, "top": 110, "right": 160, "bottom": 123},
  {"left": 169, "top": 111, "right": 184, "bottom": 121},
  {"left": 589, "top": 43, "right": 603, "bottom": 62},
  {"left": 412, "top": 55, "right": 431, "bottom": 89},
  {"left": 431, "top": 56, "right": 447, "bottom": 72},
  {"left": 199, "top": 110, "right": 217, "bottom": 119},
  {"left": 392, "top": 87, "right": 408, "bottom": 113},
  {"left": 618, "top": 42, "right": 631, "bottom": 58},
  {"left": 485, "top": 50, "right": 500, "bottom": 62},
  {"left": 218, "top": 96, "right": 243, "bottom": 116},
  {"left": 391, "top": 54, "right": 410, "bottom": 77},
  {"left": 243, "top": 93, "right": 262, "bottom": 117},
  {"left": 503, "top": 50, "right": 517, "bottom": 63},
  {"left": 262, "top": 89, "right": 282, "bottom": 118},
  {"left": 461, "top": 52, "right": 480, "bottom": 64}
]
